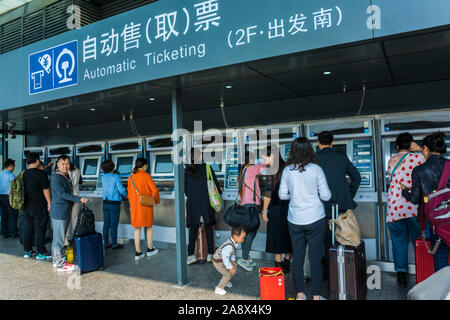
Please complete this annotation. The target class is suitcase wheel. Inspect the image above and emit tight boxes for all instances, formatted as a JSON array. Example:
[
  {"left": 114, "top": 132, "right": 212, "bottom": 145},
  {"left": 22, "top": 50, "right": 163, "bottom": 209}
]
[{"left": 198, "top": 260, "right": 206, "bottom": 264}]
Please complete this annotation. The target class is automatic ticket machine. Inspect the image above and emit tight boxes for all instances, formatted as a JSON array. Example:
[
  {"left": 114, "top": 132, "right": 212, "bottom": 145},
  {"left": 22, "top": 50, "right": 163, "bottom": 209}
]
[
  {"left": 146, "top": 135, "right": 175, "bottom": 198},
  {"left": 380, "top": 110, "right": 450, "bottom": 265},
  {"left": 108, "top": 138, "right": 144, "bottom": 187},
  {"left": 76, "top": 141, "right": 106, "bottom": 197},
  {"left": 245, "top": 125, "right": 299, "bottom": 163},
  {"left": 191, "top": 129, "right": 241, "bottom": 201},
  {"left": 306, "top": 118, "right": 379, "bottom": 260},
  {"left": 46, "top": 144, "right": 74, "bottom": 172}
]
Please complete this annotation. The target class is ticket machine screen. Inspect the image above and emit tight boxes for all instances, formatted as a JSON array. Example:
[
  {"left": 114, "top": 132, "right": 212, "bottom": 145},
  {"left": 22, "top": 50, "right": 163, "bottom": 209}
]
[
  {"left": 208, "top": 162, "right": 222, "bottom": 173},
  {"left": 116, "top": 157, "right": 134, "bottom": 175},
  {"left": 83, "top": 159, "right": 99, "bottom": 176}
]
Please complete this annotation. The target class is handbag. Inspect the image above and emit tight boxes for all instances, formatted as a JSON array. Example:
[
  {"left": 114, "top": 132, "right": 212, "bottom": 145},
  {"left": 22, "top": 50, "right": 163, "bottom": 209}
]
[
  {"left": 328, "top": 209, "right": 361, "bottom": 247},
  {"left": 206, "top": 164, "right": 223, "bottom": 212},
  {"left": 130, "top": 175, "right": 154, "bottom": 207},
  {"left": 223, "top": 167, "right": 261, "bottom": 232}
]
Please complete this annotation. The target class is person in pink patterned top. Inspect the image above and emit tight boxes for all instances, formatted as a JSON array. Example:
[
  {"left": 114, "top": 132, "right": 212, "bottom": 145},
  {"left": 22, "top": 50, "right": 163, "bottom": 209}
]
[{"left": 386, "top": 132, "right": 425, "bottom": 286}]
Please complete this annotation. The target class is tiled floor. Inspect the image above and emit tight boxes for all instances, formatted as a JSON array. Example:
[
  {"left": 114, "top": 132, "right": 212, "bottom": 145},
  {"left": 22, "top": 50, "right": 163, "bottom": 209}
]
[{"left": 0, "top": 237, "right": 415, "bottom": 300}]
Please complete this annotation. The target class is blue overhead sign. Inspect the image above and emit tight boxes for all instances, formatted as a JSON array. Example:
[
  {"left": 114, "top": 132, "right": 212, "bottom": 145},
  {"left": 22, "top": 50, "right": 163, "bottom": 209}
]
[{"left": 28, "top": 40, "right": 78, "bottom": 95}]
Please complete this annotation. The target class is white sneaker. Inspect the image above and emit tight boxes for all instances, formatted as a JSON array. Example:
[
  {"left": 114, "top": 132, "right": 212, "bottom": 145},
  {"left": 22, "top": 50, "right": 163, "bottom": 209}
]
[
  {"left": 146, "top": 247, "right": 158, "bottom": 257},
  {"left": 187, "top": 255, "right": 197, "bottom": 265},
  {"left": 207, "top": 254, "right": 213, "bottom": 262},
  {"left": 215, "top": 287, "right": 227, "bottom": 295},
  {"left": 135, "top": 252, "right": 145, "bottom": 261},
  {"left": 57, "top": 263, "right": 75, "bottom": 272},
  {"left": 226, "top": 282, "right": 232, "bottom": 288}
]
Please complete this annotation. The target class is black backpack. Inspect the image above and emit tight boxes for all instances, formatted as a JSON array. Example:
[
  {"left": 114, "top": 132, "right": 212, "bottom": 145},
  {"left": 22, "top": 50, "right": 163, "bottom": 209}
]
[{"left": 74, "top": 205, "right": 96, "bottom": 237}]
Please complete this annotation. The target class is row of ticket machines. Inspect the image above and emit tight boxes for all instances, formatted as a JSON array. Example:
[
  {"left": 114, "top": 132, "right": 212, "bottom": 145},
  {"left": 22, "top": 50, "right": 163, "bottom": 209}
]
[{"left": 22, "top": 110, "right": 450, "bottom": 263}]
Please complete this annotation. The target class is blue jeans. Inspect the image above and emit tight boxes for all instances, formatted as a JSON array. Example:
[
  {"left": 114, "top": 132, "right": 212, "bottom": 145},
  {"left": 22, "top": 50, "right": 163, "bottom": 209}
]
[
  {"left": 103, "top": 203, "right": 121, "bottom": 246},
  {"left": 388, "top": 217, "right": 421, "bottom": 272}
]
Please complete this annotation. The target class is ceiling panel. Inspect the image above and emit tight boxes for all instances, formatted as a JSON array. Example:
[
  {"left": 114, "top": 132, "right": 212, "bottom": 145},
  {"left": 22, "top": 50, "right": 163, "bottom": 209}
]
[
  {"left": 383, "top": 30, "right": 450, "bottom": 56},
  {"left": 388, "top": 47, "right": 450, "bottom": 69},
  {"left": 392, "top": 62, "right": 450, "bottom": 85},
  {"left": 246, "top": 42, "right": 384, "bottom": 75}
]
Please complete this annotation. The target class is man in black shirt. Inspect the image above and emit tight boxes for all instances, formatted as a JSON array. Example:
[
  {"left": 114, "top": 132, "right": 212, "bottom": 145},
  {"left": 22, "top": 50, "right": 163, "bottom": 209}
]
[{"left": 22, "top": 152, "right": 52, "bottom": 260}]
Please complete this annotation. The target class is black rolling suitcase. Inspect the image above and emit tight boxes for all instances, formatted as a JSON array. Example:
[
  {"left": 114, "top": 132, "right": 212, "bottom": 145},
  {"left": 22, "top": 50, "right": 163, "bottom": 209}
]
[{"left": 329, "top": 204, "right": 367, "bottom": 300}]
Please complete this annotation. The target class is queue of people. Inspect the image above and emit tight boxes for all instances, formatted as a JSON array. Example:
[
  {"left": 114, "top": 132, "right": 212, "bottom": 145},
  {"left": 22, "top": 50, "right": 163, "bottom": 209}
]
[
  {"left": 0, "top": 152, "right": 161, "bottom": 272},
  {"left": 0, "top": 131, "right": 448, "bottom": 296},
  {"left": 207, "top": 131, "right": 448, "bottom": 298}
]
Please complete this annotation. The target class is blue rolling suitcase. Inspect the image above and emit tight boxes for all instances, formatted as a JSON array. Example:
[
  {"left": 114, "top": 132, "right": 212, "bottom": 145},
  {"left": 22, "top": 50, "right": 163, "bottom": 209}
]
[{"left": 73, "top": 232, "right": 104, "bottom": 274}]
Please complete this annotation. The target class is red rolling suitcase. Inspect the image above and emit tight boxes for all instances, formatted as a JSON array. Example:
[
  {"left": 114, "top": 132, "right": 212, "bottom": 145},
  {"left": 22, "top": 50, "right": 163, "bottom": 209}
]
[
  {"left": 414, "top": 238, "right": 435, "bottom": 284},
  {"left": 414, "top": 237, "right": 450, "bottom": 284},
  {"left": 329, "top": 204, "right": 367, "bottom": 300}
]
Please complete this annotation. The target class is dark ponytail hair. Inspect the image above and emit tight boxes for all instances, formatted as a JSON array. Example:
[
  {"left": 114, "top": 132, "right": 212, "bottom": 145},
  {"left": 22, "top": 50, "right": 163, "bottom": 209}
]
[
  {"left": 266, "top": 145, "right": 286, "bottom": 187},
  {"left": 286, "top": 137, "right": 319, "bottom": 172},
  {"left": 132, "top": 158, "right": 147, "bottom": 174},
  {"left": 422, "top": 132, "right": 447, "bottom": 155}
]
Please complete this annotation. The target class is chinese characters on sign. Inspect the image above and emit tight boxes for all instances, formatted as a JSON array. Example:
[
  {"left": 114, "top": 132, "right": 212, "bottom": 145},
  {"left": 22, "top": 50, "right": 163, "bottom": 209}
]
[
  {"left": 227, "top": 6, "right": 343, "bottom": 47},
  {"left": 82, "top": 0, "right": 221, "bottom": 62}
]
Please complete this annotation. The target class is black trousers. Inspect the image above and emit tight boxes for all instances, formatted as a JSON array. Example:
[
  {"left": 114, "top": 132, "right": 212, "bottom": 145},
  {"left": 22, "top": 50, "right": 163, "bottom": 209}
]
[
  {"left": 0, "top": 194, "right": 18, "bottom": 236},
  {"left": 23, "top": 203, "right": 49, "bottom": 254},
  {"left": 288, "top": 218, "right": 326, "bottom": 296},
  {"left": 188, "top": 223, "right": 215, "bottom": 256}
]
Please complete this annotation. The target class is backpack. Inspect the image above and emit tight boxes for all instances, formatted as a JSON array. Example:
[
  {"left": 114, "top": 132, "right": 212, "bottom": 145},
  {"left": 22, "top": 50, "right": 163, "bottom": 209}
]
[
  {"left": 9, "top": 170, "right": 25, "bottom": 210},
  {"left": 74, "top": 205, "right": 96, "bottom": 237},
  {"left": 422, "top": 160, "right": 450, "bottom": 248}
]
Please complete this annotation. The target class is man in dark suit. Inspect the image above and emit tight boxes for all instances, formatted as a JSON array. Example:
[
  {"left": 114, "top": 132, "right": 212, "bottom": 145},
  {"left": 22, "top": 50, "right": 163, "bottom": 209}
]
[{"left": 317, "top": 131, "right": 361, "bottom": 280}]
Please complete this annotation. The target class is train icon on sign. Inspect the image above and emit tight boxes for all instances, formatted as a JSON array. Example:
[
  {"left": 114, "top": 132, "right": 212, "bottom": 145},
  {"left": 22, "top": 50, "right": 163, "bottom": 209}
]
[{"left": 29, "top": 40, "right": 78, "bottom": 95}]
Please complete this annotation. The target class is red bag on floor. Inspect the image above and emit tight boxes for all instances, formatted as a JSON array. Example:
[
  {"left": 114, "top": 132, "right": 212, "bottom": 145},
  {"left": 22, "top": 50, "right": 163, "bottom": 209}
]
[
  {"left": 415, "top": 239, "right": 435, "bottom": 284},
  {"left": 259, "top": 267, "right": 285, "bottom": 300}
]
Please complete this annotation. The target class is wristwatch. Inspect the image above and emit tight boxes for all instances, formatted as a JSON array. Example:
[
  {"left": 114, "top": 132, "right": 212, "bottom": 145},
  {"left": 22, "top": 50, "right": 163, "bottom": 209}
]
[{"left": 261, "top": 210, "right": 268, "bottom": 214}]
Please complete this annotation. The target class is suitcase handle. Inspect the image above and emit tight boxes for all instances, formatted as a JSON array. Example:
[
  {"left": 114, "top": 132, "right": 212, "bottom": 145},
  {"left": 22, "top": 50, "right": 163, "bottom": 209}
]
[{"left": 331, "top": 203, "right": 339, "bottom": 247}]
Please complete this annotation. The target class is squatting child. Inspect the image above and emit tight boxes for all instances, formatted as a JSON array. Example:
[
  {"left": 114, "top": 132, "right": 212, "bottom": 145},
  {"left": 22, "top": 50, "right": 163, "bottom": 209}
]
[{"left": 212, "top": 225, "right": 247, "bottom": 295}]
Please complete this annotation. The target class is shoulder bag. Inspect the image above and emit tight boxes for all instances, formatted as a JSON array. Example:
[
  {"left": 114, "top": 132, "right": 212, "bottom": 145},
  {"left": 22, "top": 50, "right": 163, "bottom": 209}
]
[
  {"left": 223, "top": 167, "right": 260, "bottom": 232},
  {"left": 206, "top": 164, "right": 223, "bottom": 212}
]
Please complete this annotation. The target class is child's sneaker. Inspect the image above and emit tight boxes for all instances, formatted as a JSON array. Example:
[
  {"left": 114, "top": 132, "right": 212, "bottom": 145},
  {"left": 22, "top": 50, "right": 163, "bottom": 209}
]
[
  {"left": 215, "top": 287, "right": 227, "bottom": 295},
  {"left": 247, "top": 259, "right": 256, "bottom": 267},
  {"left": 36, "top": 252, "right": 52, "bottom": 260},
  {"left": 146, "top": 247, "right": 158, "bottom": 257},
  {"left": 207, "top": 254, "right": 213, "bottom": 262},
  {"left": 226, "top": 282, "right": 232, "bottom": 288},
  {"left": 237, "top": 258, "right": 253, "bottom": 271},
  {"left": 135, "top": 252, "right": 145, "bottom": 261},
  {"left": 187, "top": 255, "right": 197, "bottom": 265},
  {"left": 23, "top": 251, "right": 32, "bottom": 259},
  {"left": 57, "top": 263, "right": 75, "bottom": 272}
]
